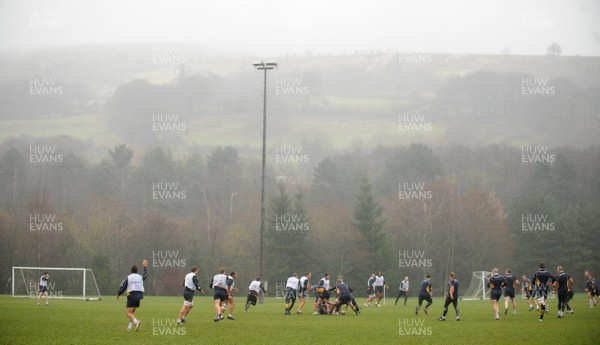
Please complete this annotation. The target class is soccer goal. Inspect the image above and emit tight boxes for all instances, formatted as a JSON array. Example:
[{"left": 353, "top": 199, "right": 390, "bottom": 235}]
[
  {"left": 461, "top": 271, "right": 492, "bottom": 300},
  {"left": 12, "top": 267, "right": 102, "bottom": 301}
]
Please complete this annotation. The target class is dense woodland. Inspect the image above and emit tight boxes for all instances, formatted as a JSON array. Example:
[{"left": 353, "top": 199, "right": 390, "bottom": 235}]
[{"left": 1, "top": 137, "right": 598, "bottom": 296}]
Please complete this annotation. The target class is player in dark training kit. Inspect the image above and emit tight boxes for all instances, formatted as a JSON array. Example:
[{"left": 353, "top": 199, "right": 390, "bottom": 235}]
[
  {"left": 415, "top": 274, "right": 432, "bottom": 315},
  {"left": 503, "top": 269, "right": 519, "bottom": 316},
  {"left": 331, "top": 276, "right": 360, "bottom": 315},
  {"left": 565, "top": 275, "right": 575, "bottom": 314},
  {"left": 584, "top": 271, "right": 598, "bottom": 308},
  {"left": 487, "top": 268, "right": 506, "bottom": 320},
  {"left": 312, "top": 285, "right": 329, "bottom": 314},
  {"left": 532, "top": 262, "right": 556, "bottom": 322},
  {"left": 437, "top": 272, "right": 460, "bottom": 321},
  {"left": 521, "top": 275, "right": 537, "bottom": 311},
  {"left": 554, "top": 266, "right": 573, "bottom": 318},
  {"left": 593, "top": 276, "right": 600, "bottom": 306}
]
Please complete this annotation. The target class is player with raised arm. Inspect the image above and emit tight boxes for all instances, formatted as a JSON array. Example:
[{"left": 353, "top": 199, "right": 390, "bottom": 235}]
[
  {"left": 438, "top": 272, "right": 460, "bottom": 321},
  {"left": 532, "top": 262, "right": 555, "bottom": 322},
  {"left": 395, "top": 276, "right": 409, "bottom": 306},
  {"left": 176, "top": 266, "right": 204, "bottom": 325},
  {"left": 415, "top": 274, "right": 432, "bottom": 315},
  {"left": 36, "top": 272, "right": 50, "bottom": 306},
  {"left": 554, "top": 266, "right": 573, "bottom": 318},
  {"left": 245, "top": 277, "right": 267, "bottom": 312},
  {"left": 284, "top": 273, "right": 300, "bottom": 315},
  {"left": 116, "top": 260, "right": 148, "bottom": 331},
  {"left": 297, "top": 272, "right": 312, "bottom": 314},
  {"left": 503, "top": 269, "right": 519, "bottom": 316},
  {"left": 211, "top": 268, "right": 228, "bottom": 322},
  {"left": 487, "top": 268, "right": 505, "bottom": 320}
]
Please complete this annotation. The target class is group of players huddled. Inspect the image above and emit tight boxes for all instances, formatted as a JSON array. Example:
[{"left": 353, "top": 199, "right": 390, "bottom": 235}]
[
  {"left": 109, "top": 260, "right": 600, "bottom": 330},
  {"left": 283, "top": 272, "right": 361, "bottom": 316}
]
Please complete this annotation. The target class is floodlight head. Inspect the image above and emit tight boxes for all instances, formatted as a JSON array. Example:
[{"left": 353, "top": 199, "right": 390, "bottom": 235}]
[{"left": 252, "top": 60, "right": 278, "bottom": 70}]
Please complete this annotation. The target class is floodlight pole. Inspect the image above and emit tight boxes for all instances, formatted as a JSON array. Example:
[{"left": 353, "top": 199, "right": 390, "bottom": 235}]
[{"left": 253, "top": 61, "right": 277, "bottom": 303}]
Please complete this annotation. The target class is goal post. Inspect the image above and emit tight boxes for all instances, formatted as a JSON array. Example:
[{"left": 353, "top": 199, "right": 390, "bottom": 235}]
[
  {"left": 461, "top": 271, "right": 492, "bottom": 300},
  {"left": 12, "top": 267, "right": 102, "bottom": 301}
]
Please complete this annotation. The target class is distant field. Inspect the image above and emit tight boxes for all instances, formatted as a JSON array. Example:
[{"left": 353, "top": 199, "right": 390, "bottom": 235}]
[
  {"left": 0, "top": 113, "right": 118, "bottom": 146},
  {"left": 0, "top": 108, "right": 417, "bottom": 156},
  {"left": 1, "top": 294, "right": 598, "bottom": 345},
  {"left": 0, "top": 101, "right": 444, "bottom": 156}
]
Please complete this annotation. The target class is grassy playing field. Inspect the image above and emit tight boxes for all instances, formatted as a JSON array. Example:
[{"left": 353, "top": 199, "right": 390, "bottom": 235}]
[{"left": 1, "top": 294, "right": 599, "bottom": 345}]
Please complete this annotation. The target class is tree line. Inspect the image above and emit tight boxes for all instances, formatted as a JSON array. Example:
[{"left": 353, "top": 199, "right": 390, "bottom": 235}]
[{"left": 0, "top": 136, "right": 598, "bottom": 296}]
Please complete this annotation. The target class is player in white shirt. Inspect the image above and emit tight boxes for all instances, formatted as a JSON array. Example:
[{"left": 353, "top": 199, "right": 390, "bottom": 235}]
[
  {"left": 313, "top": 273, "right": 332, "bottom": 314},
  {"left": 373, "top": 271, "right": 388, "bottom": 307},
  {"left": 245, "top": 277, "right": 267, "bottom": 312},
  {"left": 36, "top": 272, "right": 50, "bottom": 306},
  {"left": 116, "top": 260, "right": 148, "bottom": 331},
  {"left": 177, "top": 266, "right": 204, "bottom": 325},
  {"left": 284, "top": 273, "right": 300, "bottom": 315},
  {"left": 211, "top": 268, "right": 228, "bottom": 322},
  {"left": 297, "top": 272, "right": 312, "bottom": 314},
  {"left": 364, "top": 273, "right": 376, "bottom": 307},
  {"left": 395, "top": 276, "right": 410, "bottom": 306}
]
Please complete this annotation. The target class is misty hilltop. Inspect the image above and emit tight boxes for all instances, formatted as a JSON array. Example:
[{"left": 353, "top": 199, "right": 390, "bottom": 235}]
[{"left": 0, "top": 43, "right": 599, "bottom": 154}]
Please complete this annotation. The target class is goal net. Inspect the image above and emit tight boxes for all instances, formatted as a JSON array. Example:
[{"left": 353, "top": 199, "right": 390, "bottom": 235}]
[
  {"left": 461, "top": 271, "right": 492, "bottom": 300},
  {"left": 12, "top": 267, "right": 102, "bottom": 301}
]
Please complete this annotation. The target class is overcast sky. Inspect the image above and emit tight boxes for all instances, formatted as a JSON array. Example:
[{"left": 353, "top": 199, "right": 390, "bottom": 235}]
[{"left": 1, "top": 0, "right": 598, "bottom": 56}]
